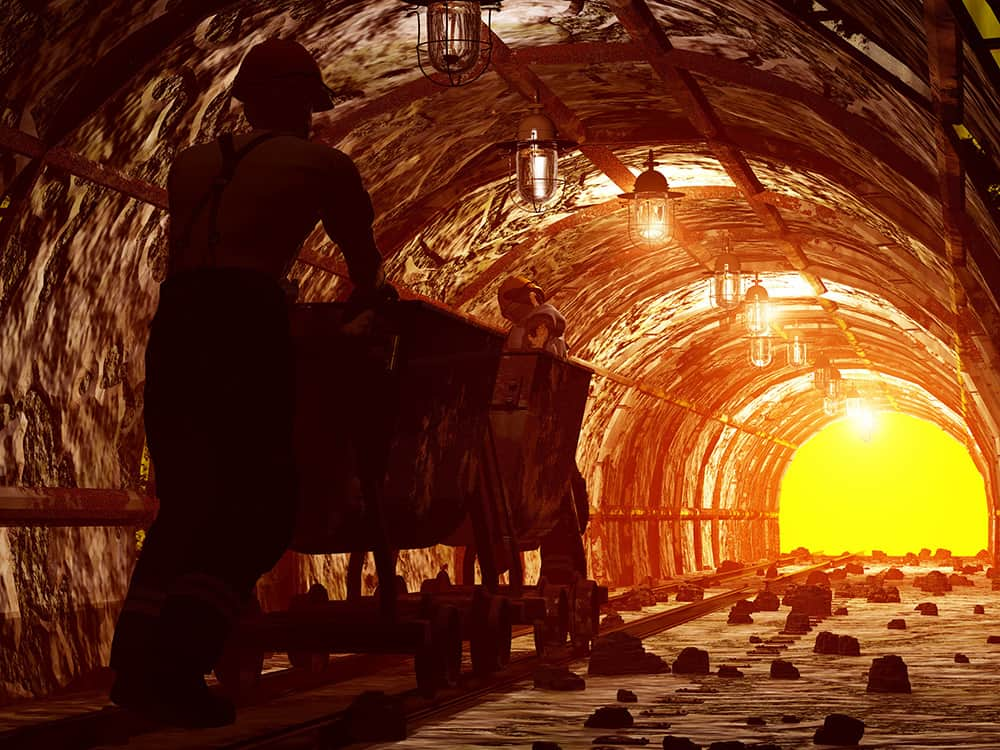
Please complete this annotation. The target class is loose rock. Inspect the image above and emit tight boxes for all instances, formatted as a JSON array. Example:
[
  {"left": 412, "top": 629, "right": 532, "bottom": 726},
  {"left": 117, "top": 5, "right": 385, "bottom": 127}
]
[
  {"left": 662, "top": 738, "right": 701, "bottom": 750},
  {"left": 675, "top": 584, "right": 706, "bottom": 602},
  {"left": 717, "top": 665, "right": 743, "bottom": 678},
  {"left": 955, "top": 653, "right": 969, "bottom": 663},
  {"left": 871, "top": 550, "right": 888, "bottom": 562},
  {"left": 914, "top": 570, "right": 952, "bottom": 594},
  {"left": 884, "top": 567, "right": 905, "bottom": 580},
  {"left": 781, "top": 714, "right": 801, "bottom": 723},
  {"left": 617, "top": 688, "right": 638, "bottom": 703},
  {"left": 727, "top": 600, "right": 754, "bottom": 625},
  {"left": 974, "top": 604, "right": 986, "bottom": 615},
  {"left": 867, "top": 654, "right": 911, "bottom": 693},
  {"left": 782, "top": 584, "right": 832, "bottom": 616},
  {"left": 717, "top": 560, "right": 743, "bottom": 574},
  {"left": 915, "top": 602, "right": 938, "bottom": 616},
  {"left": 585, "top": 706, "right": 634, "bottom": 729},
  {"left": 814, "top": 632, "right": 860, "bottom": 656},
  {"left": 833, "top": 606, "right": 849, "bottom": 615},
  {"left": 672, "top": 647, "right": 710, "bottom": 675},
  {"left": 753, "top": 589, "right": 780, "bottom": 611},
  {"left": 887, "top": 619, "right": 906, "bottom": 630},
  {"left": 948, "top": 574, "right": 974, "bottom": 587},
  {"left": 590, "top": 632, "right": 671, "bottom": 676},
  {"left": 749, "top": 635, "right": 763, "bottom": 643},
  {"left": 867, "top": 585, "right": 901, "bottom": 603},
  {"left": 986, "top": 635, "right": 1000, "bottom": 644},
  {"left": 782, "top": 611, "right": 811, "bottom": 635},
  {"left": 806, "top": 570, "right": 831, "bottom": 588},
  {"left": 814, "top": 713, "right": 865, "bottom": 745},
  {"left": 602, "top": 613, "right": 626, "bottom": 628},
  {"left": 746, "top": 716, "right": 766, "bottom": 725},
  {"left": 844, "top": 562, "right": 865, "bottom": 575},
  {"left": 770, "top": 659, "right": 800, "bottom": 679},
  {"left": 533, "top": 743, "right": 562, "bottom": 750},
  {"left": 764, "top": 563, "right": 779, "bottom": 579},
  {"left": 534, "top": 665, "right": 586, "bottom": 691}
]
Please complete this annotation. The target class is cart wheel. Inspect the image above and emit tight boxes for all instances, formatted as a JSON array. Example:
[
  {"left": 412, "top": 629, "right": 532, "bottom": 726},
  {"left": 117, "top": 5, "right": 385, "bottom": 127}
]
[
  {"left": 288, "top": 584, "right": 331, "bottom": 672},
  {"left": 570, "top": 578, "right": 598, "bottom": 655},
  {"left": 433, "top": 605, "right": 463, "bottom": 688},
  {"left": 214, "top": 644, "right": 263, "bottom": 700},
  {"left": 490, "top": 596, "right": 512, "bottom": 669},
  {"left": 414, "top": 644, "right": 439, "bottom": 698}
]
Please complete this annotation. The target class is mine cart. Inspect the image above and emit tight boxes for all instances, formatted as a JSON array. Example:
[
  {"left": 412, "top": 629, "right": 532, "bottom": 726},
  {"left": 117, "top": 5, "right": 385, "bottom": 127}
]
[
  {"left": 216, "top": 300, "right": 507, "bottom": 697},
  {"left": 482, "top": 351, "right": 604, "bottom": 654}
]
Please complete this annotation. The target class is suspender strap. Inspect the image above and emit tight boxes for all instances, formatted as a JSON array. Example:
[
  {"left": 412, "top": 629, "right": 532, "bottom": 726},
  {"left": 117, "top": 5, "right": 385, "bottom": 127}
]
[{"left": 177, "top": 131, "right": 286, "bottom": 264}]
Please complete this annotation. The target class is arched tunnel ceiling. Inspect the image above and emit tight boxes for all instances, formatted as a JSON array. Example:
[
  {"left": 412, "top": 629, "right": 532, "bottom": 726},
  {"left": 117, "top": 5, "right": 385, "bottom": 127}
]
[{"left": 2, "top": 0, "right": 1000, "bottom": 512}]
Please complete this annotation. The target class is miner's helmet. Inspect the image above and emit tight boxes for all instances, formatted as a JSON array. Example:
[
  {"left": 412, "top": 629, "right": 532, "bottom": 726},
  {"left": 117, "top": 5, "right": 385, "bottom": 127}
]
[
  {"left": 498, "top": 275, "right": 545, "bottom": 321},
  {"left": 232, "top": 38, "right": 335, "bottom": 112}
]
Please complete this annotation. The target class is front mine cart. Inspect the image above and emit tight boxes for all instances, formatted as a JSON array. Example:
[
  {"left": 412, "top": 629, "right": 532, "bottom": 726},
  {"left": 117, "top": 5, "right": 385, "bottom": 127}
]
[{"left": 216, "top": 299, "right": 508, "bottom": 697}]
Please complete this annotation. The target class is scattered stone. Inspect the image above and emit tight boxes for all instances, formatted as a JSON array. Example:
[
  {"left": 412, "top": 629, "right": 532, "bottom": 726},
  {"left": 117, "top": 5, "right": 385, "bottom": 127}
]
[
  {"left": 749, "top": 635, "right": 763, "bottom": 644},
  {"left": 717, "top": 560, "right": 743, "bottom": 574},
  {"left": 814, "top": 714, "right": 865, "bottom": 745},
  {"left": 934, "top": 548, "right": 952, "bottom": 561},
  {"left": 904, "top": 552, "right": 920, "bottom": 565},
  {"left": 746, "top": 716, "right": 766, "bottom": 726},
  {"left": 914, "top": 570, "right": 952, "bottom": 594},
  {"left": 728, "top": 600, "right": 754, "bottom": 625},
  {"left": 976, "top": 549, "right": 992, "bottom": 563},
  {"left": 781, "top": 714, "right": 801, "bottom": 723},
  {"left": 533, "top": 743, "right": 562, "bottom": 750},
  {"left": 986, "top": 635, "right": 1000, "bottom": 644},
  {"left": 833, "top": 607, "right": 848, "bottom": 616},
  {"left": 866, "top": 586, "right": 901, "bottom": 603},
  {"left": 585, "top": 706, "right": 634, "bottom": 729},
  {"left": 918, "top": 548, "right": 932, "bottom": 560},
  {"left": 791, "top": 546, "right": 811, "bottom": 557},
  {"left": 974, "top": 605, "right": 986, "bottom": 615},
  {"left": 884, "top": 567, "right": 905, "bottom": 580},
  {"left": 617, "top": 689, "right": 638, "bottom": 703},
  {"left": 753, "top": 589, "right": 780, "bottom": 611},
  {"left": 827, "top": 567, "right": 847, "bottom": 581},
  {"left": 672, "top": 647, "right": 710, "bottom": 675},
  {"left": 867, "top": 654, "right": 911, "bottom": 693},
  {"left": 782, "top": 611, "right": 811, "bottom": 635},
  {"left": 844, "top": 562, "right": 864, "bottom": 575},
  {"left": 955, "top": 653, "right": 970, "bottom": 663},
  {"left": 602, "top": 613, "right": 626, "bottom": 628},
  {"left": 806, "top": 570, "right": 831, "bottom": 588},
  {"left": 915, "top": 602, "right": 938, "bottom": 616},
  {"left": 764, "top": 563, "right": 779, "bottom": 579},
  {"left": 717, "top": 665, "right": 744, "bottom": 678},
  {"left": 814, "top": 632, "right": 861, "bottom": 656},
  {"left": 871, "top": 550, "right": 888, "bottom": 562},
  {"left": 887, "top": 619, "right": 906, "bottom": 630},
  {"left": 782, "top": 585, "right": 832, "bottom": 617},
  {"left": 662, "top": 737, "right": 701, "bottom": 750},
  {"left": 675, "top": 584, "right": 706, "bottom": 602},
  {"left": 770, "top": 659, "right": 800, "bottom": 679},
  {"left": 592, "top": 736, "right": 649, "bottom": 746},
  {"left": 988, "top": 567, "right": 996, "bottom": 579},
  {"left": 534, "top": 665, "right": 586, "bottom": 691},
  {"left": 590, "top": 632, "right": 671, "bottom": 676},
  {"left": 962, "top": 564, "right": 982, "bottom": 575},
  {"left": 949, "top": 573, "right": 974, "bottom": 587}
]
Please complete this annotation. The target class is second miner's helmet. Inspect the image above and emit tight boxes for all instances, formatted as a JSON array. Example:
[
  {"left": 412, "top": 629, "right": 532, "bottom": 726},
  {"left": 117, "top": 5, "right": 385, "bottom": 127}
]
[
  {"left": 498, "top": 275, "right": 545, "bottom": 322},
  {"left": 232, "top": 38, "right": 335, "bottom": 112}
]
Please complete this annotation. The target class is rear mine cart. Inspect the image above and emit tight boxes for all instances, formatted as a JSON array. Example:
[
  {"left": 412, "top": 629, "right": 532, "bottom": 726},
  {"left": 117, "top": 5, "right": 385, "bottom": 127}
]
[{"left": 213, "top": 301, "right": 602, "bottom": 697}]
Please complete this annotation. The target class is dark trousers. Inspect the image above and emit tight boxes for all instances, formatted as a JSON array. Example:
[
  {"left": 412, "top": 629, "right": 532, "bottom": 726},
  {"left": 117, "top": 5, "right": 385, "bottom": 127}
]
[{"left": 111, "top": 269, "right": 297, "bottom": 679}]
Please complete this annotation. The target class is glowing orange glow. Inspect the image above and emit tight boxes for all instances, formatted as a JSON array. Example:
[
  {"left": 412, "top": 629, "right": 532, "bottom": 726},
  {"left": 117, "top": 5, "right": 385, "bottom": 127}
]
[{"left": 780, "top": 412, "right": 987, "bottom": 555}]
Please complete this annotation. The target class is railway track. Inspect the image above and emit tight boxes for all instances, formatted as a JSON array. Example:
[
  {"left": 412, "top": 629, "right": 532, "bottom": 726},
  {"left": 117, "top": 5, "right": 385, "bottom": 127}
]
[
  {"left": 226, "top": 555, "right": 852, "bottom": 750},
  {"left": 0, "top": 554, "right": 844, "bottom": 750}
]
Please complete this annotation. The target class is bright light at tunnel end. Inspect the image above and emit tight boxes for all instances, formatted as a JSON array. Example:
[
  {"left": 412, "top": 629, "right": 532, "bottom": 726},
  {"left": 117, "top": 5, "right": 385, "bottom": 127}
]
[{"left": 779, "top": 412, "right": 987, "bottom": 556}]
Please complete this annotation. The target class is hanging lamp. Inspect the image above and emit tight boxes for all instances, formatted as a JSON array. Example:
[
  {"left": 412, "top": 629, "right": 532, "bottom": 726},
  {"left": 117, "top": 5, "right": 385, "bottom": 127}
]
[
  {"left": 497, "top": 104, "right": 577, "bottom": 213},
  {"left": 813, "top": 353, "right": 832, "bottom": 392},
  {"left": 619, "top": 151, "right": 684, "bottom": 249},
  {"left": 787, "top": 333, "right": 808, "bottom": 367},
  {"left": 710, "top": 233, "right": 741, "bottom": 310},
  {"left": 403, "top": 1, "right": 500, "bottom": 86},
  {"left": 748, "top": 335, "right": 773, "bottom": 368},
  {"left": 743, "top": 275, "right": 771, "bottom": 336}
]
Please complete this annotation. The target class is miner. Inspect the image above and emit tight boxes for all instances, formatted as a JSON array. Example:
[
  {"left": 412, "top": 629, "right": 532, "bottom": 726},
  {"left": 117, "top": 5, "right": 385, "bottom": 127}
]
[{"left": 109, "top": 38, "right": 392, "bottom": 727}]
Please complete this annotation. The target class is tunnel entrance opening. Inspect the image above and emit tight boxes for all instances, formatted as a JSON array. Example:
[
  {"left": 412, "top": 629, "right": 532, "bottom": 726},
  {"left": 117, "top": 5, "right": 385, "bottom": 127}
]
[{"left": 778, "top": 412, "right": 987, "bottom": 556}]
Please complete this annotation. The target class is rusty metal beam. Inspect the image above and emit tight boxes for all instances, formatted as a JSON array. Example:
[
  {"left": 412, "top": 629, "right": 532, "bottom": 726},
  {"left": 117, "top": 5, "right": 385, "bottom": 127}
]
[{"left": 608, "top": 0, "right": 906, "bottom": 412}]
